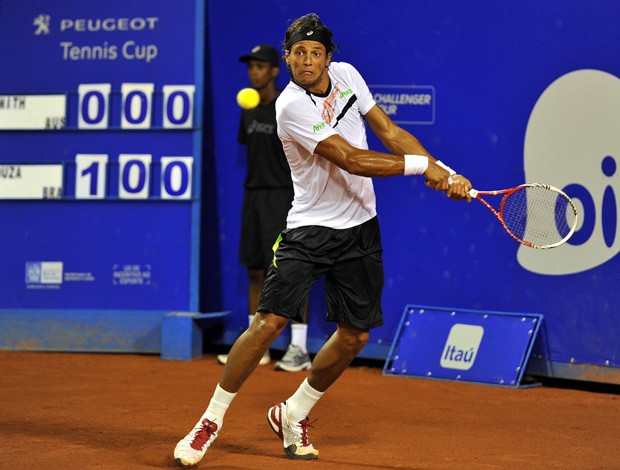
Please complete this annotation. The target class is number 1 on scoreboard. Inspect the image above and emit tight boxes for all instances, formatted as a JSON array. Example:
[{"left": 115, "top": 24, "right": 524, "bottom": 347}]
[{"left": 75, "top": 154, "right": 108, "bottom": 199}]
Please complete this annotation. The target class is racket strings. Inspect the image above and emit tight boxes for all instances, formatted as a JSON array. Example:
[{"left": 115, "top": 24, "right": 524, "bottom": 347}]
[{"left": 501, "top": 187, "right": 576, "bottom": 247}]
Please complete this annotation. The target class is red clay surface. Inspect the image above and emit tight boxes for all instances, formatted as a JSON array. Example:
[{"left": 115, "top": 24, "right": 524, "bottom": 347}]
[{"left": 1, "top": 351, "right": 618, "bottom": 469}]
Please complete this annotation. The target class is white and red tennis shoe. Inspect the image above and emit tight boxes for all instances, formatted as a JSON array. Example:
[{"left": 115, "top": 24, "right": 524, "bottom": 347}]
[{"left": 267, "top": 401, "right": 319, "bottom": 460}]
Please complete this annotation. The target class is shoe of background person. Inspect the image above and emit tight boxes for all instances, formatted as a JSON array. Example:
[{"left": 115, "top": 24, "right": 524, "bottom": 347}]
[
  {"left": 174, "top": 417, "right": 219, "bottom": 467},
  {"left": 267, "top": 401, "right": 318, "bottom": 460},
  {"left": 217, "top": 350, "right": 271, "bottom": 365},
  {"left": 274, "top": 344, "right": 311, "bottom": 372}
]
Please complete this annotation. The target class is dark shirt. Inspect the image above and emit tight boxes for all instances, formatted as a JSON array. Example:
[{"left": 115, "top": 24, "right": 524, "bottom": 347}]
[{"left": 237, "top": 92, "right": 292, "bottom": 189}]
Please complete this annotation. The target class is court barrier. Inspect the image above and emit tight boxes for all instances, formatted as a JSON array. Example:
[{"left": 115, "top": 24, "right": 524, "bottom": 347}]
[
  {"left": 383, "top": 305, "right": 543, "bottom": 388},
  {"left": 0, "top": 309, "right": 229, "bottom": 360},
  {"left": 161, "top": 311, "right": 230, "bottom": 360}
]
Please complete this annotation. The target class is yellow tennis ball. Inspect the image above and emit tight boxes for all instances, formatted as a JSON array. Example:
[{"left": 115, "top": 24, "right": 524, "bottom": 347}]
[{"left": 236, "top": 88, "right": 260, "bottom": 109}]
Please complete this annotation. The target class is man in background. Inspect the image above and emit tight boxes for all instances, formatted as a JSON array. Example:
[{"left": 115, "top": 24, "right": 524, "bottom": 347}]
[{"left": 216, "top": 44, "right": 311, "bottom": 372}]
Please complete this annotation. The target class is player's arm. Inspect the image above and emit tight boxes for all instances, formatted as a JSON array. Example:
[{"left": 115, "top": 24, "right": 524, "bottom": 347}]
[
  {"left": 363, "top": 104, "right": 472, "bottom": 199},
  {"left": 314, "top": 133, "right": 458, "bottom": 192},
  {"left": 314, "top": 133, "right": 406, "bottom": 177},
  {"left": 311, "top": 102, "right": 445, "bottom": 180},
  {"left": 314, "top": 106, "right": 470, "bottom": 198}
]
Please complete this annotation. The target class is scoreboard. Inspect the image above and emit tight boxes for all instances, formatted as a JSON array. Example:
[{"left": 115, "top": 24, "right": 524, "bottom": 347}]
[
  {"left": 0, "top": 1, "right": 204, "bottom": 312},
  {"left": 1, "top": 85, "right": 196, "bottom": 200}
]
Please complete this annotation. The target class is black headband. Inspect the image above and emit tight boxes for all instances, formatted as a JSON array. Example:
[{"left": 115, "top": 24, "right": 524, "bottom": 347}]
[{"left": 286, "top": 28, "right": 332, "bottom": 53}]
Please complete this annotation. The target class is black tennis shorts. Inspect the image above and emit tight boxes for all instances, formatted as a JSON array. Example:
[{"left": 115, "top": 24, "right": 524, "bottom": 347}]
[
  {"left": 239, "top": 188, "right": 294, "bottom": 268},
  {"left": 257, "top": 216, "right": 384, "bottom": 330}
]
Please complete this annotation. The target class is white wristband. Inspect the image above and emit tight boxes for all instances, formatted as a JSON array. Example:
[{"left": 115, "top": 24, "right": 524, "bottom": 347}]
[
  {"left": 403, "top": 154, "right": 429, "bottom": 175},
  {"left": 435, "top": 160, "right": 456, "bottom": 175}
]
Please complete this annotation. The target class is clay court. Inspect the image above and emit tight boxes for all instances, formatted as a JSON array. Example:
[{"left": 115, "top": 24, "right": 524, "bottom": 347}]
[{"left": 1, "top": 350, "right": 618, "bottom": 469}]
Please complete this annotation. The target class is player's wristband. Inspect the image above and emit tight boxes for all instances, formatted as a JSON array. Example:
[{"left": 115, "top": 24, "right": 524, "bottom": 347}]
[
  {"left": 435, "top": 160, "right": 457, "bottom": 175},
  {"left": 403, "top": 154, "right": 429, "bottom": 175}
]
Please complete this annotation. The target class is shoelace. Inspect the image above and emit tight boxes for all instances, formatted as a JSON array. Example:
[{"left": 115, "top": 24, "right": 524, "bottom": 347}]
[
  {"left": 297, "top": 418, "right": 317, "bottom": 447},
  {"left": 190, "top": 418, "right": 218, "bottom": 451}
]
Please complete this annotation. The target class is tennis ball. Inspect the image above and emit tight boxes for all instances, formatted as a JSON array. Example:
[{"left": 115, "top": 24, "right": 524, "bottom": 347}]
[{"left": 236, "top": 88, "right": 260, "bottom": 109}]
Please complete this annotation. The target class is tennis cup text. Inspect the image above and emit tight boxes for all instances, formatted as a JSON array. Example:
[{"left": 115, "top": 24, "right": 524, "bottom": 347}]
[{"left": 60, "top": 41, "right": 158, "bottom": 63}]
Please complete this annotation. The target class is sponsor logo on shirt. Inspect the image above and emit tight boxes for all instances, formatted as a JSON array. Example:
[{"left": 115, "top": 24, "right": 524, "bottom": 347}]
[{"left": 312, "top": 122, "right": 325, "bottom": 132}]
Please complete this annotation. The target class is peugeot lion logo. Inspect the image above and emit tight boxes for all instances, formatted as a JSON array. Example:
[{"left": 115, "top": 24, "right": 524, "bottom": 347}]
[{"left": 33, "top": 14, "right": 51, "bottom": 35}]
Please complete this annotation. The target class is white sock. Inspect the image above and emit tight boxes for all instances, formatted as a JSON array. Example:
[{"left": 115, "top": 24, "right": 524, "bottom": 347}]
[
  {"left": 290, "top": 323, "right": 308, "bottom": 352},
  {"left": 286, "top": 378, "right": 324, "bottom": 424},
  {"left": 202, "top": 384, "right": 236, "bottom": 429}
]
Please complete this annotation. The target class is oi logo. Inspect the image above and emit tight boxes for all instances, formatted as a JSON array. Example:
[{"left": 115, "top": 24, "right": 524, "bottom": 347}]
[{"left": 520, "top": 69, "right": 620, "bottom": 275}]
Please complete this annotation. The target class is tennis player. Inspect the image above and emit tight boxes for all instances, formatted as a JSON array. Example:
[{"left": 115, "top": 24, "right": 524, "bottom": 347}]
[{"left": 174, "top": 12, "right": 472, "bottom": 467}]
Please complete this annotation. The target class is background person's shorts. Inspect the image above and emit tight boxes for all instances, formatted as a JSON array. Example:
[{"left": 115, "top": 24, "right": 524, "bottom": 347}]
[{"left": 239, "top": 188, "right": 293, "bottom": 268}]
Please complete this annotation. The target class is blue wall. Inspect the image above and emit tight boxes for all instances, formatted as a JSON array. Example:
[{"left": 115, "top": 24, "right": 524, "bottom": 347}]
[
  {"left": 0, "top": 1, "right": 617, "bottom": 382},
  {"left": 205, "top": 1, "right": 619, "bottom": 375}
]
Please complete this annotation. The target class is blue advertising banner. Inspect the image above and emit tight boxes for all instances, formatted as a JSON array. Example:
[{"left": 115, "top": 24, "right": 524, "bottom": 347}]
[
  {"left": 0, "top": 1, "right": 204, "bottom": 311},
  {"left": 384, "top": 305, "right": 543, "bottom": 387}
]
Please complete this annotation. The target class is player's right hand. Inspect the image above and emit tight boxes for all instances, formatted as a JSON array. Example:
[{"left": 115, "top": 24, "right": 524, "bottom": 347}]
[{"left": 423, "top": 161, "right": 452, "bottom": 191}]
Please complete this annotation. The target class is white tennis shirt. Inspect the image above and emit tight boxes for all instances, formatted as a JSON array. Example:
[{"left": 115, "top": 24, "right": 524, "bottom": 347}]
[{"left": 276, "top": 62, "right": 378, "bottom": 229}]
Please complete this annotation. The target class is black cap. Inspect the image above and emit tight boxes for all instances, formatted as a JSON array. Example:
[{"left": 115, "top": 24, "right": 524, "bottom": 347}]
[{"left": 239, "top": 44, "right": 280, "bottom": 67}]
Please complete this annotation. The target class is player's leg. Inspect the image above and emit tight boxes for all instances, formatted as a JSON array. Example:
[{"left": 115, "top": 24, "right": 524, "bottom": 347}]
[
  {"left": 176, "top": 227, "right": 314, "bottom": 466},
  {"left": 220, "top": 311, "right": 287, "bottom": 391},
  {"left": 249, "top": 267, "right": 271, "bottom": 364},
  {"left": 175, "top": 311, "right": 288, "bottom": 466},
  {"left": 267, "top": 322, "right": 369, "bottom": 459},
  {"left": 268, "top": 218, "right": 384, "bottom": 459},
  {"left": 307, "top": 322, "right": 369, "bottom": 390}
]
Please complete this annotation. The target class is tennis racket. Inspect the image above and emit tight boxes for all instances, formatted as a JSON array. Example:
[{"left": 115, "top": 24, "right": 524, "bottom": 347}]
[{"left": 469, "top": 183, "right": 578, "bottom": 249}]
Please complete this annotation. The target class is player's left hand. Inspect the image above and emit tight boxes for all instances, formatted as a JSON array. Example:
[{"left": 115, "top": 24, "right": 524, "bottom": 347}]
[{"left": 445, "top": 174, "right": 472, "bottom": 202}]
